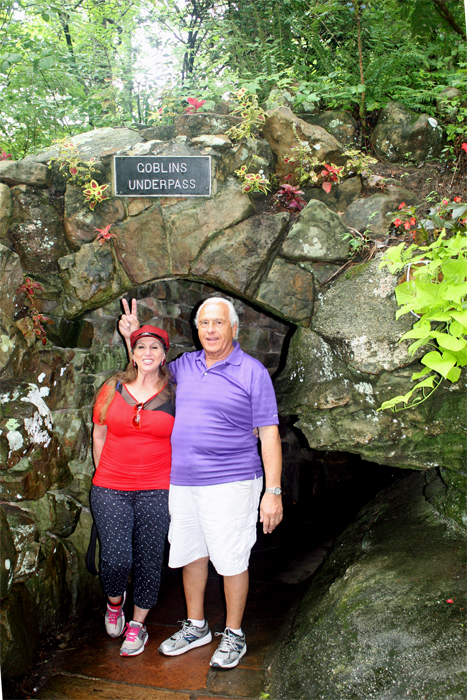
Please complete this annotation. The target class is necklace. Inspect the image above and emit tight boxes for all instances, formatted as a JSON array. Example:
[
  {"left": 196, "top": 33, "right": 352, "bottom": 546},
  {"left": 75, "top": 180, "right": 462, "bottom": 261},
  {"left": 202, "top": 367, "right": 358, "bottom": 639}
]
[{"left": 128, "top": 383, "right": 167, "bottom": 429}]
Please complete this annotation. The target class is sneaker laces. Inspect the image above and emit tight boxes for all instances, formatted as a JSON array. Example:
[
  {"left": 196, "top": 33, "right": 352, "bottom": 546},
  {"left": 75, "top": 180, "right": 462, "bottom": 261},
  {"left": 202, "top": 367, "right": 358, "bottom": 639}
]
[
  {"left": 106, "top": 604, "right": 123, "bottom": 625},
  {"left": 214, "top": 630, "right": 241, "bottom": 652},
  {"left": 171, "top": 620, "right": 196, "bottom": 640},
  {"left": 123, "top": 623, "right": 141, "bottom": 642}
]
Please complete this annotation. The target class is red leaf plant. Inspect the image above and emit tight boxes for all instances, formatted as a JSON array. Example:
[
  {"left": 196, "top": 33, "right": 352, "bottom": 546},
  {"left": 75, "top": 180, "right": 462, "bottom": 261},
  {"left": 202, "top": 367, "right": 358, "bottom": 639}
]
[
  {"left": 95, "top": 224, "right": 117, "bottom": 245},
  {"left": 1, "top": 150, "right": 12, "bottom": 160},
  {"left": 185, "top": 97, "right": 206, "bottom": 114},
  {"left": 274, "top": 184, "right": 307, "bottom": 211}
]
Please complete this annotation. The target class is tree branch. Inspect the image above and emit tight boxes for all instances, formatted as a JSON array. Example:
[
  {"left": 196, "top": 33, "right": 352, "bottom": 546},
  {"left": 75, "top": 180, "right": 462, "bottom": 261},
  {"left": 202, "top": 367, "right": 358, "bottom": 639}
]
[{"left": 431, "top": 0, "right": 466, "bottom": 38}]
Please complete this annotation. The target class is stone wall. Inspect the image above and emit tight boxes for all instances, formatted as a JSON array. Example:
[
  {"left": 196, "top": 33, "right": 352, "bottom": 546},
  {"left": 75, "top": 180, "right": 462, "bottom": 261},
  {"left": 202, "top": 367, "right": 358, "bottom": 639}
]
[{"left": 0, "top": 106, "right": 465, "bottom": 677}]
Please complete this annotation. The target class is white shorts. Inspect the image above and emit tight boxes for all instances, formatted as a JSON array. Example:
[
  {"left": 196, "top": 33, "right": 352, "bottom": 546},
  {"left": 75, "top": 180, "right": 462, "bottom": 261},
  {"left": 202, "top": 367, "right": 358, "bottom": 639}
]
[{"left": 168, "top": 477, "right": 263, "bottom": 576}]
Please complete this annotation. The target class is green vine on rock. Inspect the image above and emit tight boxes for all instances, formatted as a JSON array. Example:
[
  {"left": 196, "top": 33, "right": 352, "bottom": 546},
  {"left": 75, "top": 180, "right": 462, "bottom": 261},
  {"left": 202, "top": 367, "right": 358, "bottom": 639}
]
[
  {"left": 378, "top": 198, "right": 467, "bottom": 412},
  {"left": 48, "top": 140, "right": 110, "bottom": 211}
]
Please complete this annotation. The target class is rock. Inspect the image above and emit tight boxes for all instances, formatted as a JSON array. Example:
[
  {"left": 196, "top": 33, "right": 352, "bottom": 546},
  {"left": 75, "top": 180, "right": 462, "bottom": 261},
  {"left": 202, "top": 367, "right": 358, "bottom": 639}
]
[
  {"left": 0, "top": 584, "right": 39, "bottom": 676},
  {"left": 0, "top": 458, "right": 47, "bottom": 502},
  {"left": 64, "top": 185, "right": 125, "bottom": 251},
  {"left": 270, "top": 473, "right": 467, "bottom": 700},
  {"left": 29, "top": 127, "right": 143, "bottom": 164},
  {"left": 275, "top": 327, "right": 467, "bottom": 472},
  {"left": 8, "top": 186, "right": 70, "bottom": 273},
  {"left": 280, "top": 199, "right": 350, "bottom": 263},
  {"left": 114, "top": 204, "right": 170, "bottom": 284},
  {"left": 0, "top": 160, "right": 52, "bottom": 188},
  {"left": 426, "top": 468, "right": 467, "bottom": 532},
  {"left": 342, "top": 187, "right": 420, "bottom": 239},
  {"left": 305, "top": 176, "right": 362, "bottom": 213},
  {"left": 58, "top": 239, "right": 133, "bottom": 318},
  {"left": 174, "top": 112, "right": 242, "bottom": 138},
  {"left": 162, "top": 177, "right": 255, "bottom": 275},
  {"left": 312, "top": 257, "right": 417, "bottom": 374},
  {"left": 436, "top": 87, "right": 465, "bottom": 123},
  {"left": 255, "top": 258, "right": 314, "bottom": 326},
  {"left": 192, "top": 212, "right": 289, "bottom": 296},
  {"left": 262, "top": 107, "right": 344, "bottom": 181},
  {"left": 0, "top": 245, "right": 24, "bottom": 373},
  {"left": 64, "top": 509, "right": 104, "bottom": 616},
  {"left": 0, "top": 506, "right": 17, "bottom": 598},
  {"left": 139, "top": 124, "right": 177, "bottom": 141},
  {"left": 371, "top": 101, "right": 445, "bottom": 163},
  {"left": 0, "top": 183, "right": 12, "bottom": 238},
  {"left": 25, "top": 537, "right": 72, "bottom": 631},
  {"left": 1, "top": 504, "right": 39, "bottom": 584},
  {"left": 302, "top": 110, "right": 358, "bottom": 145},
  {"left": 47, "top": 491, "right": 82, "bottom": 538}
]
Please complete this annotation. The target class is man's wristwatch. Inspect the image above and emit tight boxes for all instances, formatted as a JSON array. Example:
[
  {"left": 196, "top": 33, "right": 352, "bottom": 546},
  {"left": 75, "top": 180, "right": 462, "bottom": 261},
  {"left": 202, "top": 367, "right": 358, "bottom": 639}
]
[{"left": 265, "top": 487, "right": 282, "bottom": 496}]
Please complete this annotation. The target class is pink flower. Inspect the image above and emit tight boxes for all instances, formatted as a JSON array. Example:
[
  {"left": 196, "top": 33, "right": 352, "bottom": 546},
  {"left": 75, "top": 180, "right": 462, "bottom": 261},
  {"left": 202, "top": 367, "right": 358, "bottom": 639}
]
[
  {"left": 398, "top": 202, "right": 406, "bottom": 210},
  {"left": 393, "top": 218, "right": 402, "bottom": 227},
  {"left": 442, "top": 199, "right": 449, "bottom": 205},
  {"left": 0, "top": 150, "right": 12, "bottom": 160},
  {"left": 461, "top": 143, "right": 467, "bottom": 153},
  {"left": 454, "top": 196, "right": 462, "bottom": 203},
  {"left": 446, "top": 599, "right": 454, "bottom": 604}
]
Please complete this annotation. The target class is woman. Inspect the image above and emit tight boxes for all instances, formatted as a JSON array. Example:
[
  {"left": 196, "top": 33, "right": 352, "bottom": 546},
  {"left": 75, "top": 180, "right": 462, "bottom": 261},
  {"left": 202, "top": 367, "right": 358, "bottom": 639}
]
[{"left": 91, "top": 324, "right": 175, "bottom": 657}]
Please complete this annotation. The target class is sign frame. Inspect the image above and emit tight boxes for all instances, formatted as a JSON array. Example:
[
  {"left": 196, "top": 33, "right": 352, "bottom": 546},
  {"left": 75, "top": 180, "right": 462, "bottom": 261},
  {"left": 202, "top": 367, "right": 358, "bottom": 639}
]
[{"left": 112, "top": 155, "right": 212, "bottom": 198}]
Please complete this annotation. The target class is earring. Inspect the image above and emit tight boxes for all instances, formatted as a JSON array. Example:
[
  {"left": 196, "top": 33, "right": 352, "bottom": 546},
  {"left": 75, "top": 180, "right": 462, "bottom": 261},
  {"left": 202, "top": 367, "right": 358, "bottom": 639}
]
[
  {"left": 161, "top": 359, "right": 165, "bottom": 366},
  {"left": 133, "top": 359, "right": 136, "bottom": 367}
]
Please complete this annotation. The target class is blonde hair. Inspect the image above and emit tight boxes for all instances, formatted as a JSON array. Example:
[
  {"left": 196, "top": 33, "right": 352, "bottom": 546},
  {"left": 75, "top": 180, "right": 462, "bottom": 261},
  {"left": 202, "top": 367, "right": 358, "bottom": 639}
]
[{"left": 94, "top": 361, "right": 175, "bottom": 424}]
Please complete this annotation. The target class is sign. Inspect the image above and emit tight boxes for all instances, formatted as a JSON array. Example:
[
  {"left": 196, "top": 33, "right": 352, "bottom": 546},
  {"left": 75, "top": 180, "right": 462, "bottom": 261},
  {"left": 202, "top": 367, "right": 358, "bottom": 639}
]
[{"left": 113, "top": 156, "right": 211, "bottom": 197}]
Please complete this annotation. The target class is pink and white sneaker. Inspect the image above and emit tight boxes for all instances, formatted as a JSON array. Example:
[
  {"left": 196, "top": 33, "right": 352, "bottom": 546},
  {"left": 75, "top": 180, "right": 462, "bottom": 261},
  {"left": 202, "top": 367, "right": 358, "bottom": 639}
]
[
  {"left": 120, "top": 621, "right": 149, "bottom": 656},
  {"left": 104, "top": 592, "right": 126, "bottom": 638}
]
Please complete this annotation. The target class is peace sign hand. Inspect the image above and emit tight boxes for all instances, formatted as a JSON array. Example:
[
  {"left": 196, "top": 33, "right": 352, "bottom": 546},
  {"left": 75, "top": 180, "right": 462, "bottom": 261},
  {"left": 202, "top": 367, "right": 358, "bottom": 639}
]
[{"left": 119, "top": 298, "right": 140, "bottom": 340}]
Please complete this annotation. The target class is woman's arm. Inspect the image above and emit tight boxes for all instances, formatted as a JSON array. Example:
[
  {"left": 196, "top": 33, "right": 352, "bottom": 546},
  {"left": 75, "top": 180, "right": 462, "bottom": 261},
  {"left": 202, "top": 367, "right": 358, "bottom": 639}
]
[
  {"left": 119, "top": 298, "right": 140, "bottom": 359},
  {"left": 92, "top": 423, "right": 108, "bottom": 468}
]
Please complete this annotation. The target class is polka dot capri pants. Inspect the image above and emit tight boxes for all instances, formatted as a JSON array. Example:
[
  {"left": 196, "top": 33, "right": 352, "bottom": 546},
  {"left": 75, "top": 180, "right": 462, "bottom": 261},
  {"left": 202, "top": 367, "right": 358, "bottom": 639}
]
[{"left": 90, "top": 485, "right": 169, "bottom": 610}]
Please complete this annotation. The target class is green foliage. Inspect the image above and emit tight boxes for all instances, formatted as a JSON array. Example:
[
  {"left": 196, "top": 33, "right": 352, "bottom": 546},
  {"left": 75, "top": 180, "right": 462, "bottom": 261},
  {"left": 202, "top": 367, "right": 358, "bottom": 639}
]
[
  {"left": 48, "top": 141, "right": 98, "bottom": 186},
  {"left": 227, "top": 89, "right": 267, "bottom": 141},
  {"left": 378, "top": 198, "right": 467, "bottom": 412},
  {"left": 82, "top": 180, "right": 110, "bottom": 211}
]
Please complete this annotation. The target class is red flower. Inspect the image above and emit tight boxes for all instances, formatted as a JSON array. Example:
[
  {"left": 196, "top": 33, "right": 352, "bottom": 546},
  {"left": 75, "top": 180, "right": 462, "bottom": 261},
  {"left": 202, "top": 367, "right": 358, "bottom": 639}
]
[
  {"left": 446, "top": 599, "right": 454, "bottom": 604},
  {"left": 454, "top": 196, "right": 462, "bottom": 203},
  {"left": 442, "top": 199, "right": 449, "bottom": 205},
  {"left": 461, "top": 143, "right": 467, "bottom": 153},
  {"left": 185, "top": 97, "right": 206, "bottom": 114},
  {"left": 398, "top": 202, "right": 406, "bottom": 210},
  {"left": 404, "top": 220, "right": 411, "bottom": 230},
  {"left": 1, "top": 150, "right": 12, "bottom": 160},
  {"left": 393, "top": 218, "right": 402, "bottom": 227},
  {"left": 409, "top": 217, "right": 416, "bottom": 225},
  {"left": 94, "top": 224, "right": 117, "bottom": 245}
]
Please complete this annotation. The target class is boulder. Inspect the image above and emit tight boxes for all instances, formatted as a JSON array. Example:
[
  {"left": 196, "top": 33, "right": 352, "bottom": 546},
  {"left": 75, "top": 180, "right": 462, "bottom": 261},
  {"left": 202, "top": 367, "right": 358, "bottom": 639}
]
[
  {"left": 305, "top": 176, "right": 362, "bottom": 213},
  {"left": 58, "top": 239, "right": 133, "bottom": 318},
  {"left": 28, "top": 127, "right": 143, "bottom": 164},
  {"left": 25, "top": 537, "right": 72, "bottom": 631},
  {"left": 64, "top": 185, "right": 125, "bottom": 251},
  {"left": 191, "top": 212, "right": 289, "bottom": 296},
  {"left": 270, "top": 473, "right": 467, "bottom": 700},
  {"left": 312, "top": 257, "right": 417, "bottom": 374},
  {"left": 371, "top": 102, "right": 445, "bottom": 163},
  {"left": 280, "top": 199, "right": 350, "bottom": 263},
  {"left": 0, "top": 507, "right": 17, "bottom": 598},
  {"left": 162, "top": 177, "right": 255, "bottom": 275},
  {"left": 174, "top": 112, "right": 242, "bottom": 138},
  {"left": 1, "top": 504, "right": 40, "bottom": 585},
  {"left": 255, "top": 258, "right": 314, "bottom": 326},
  {"left": 139, "top": 124, "right": 177, "bottom": 141},
  {"left": 114, "top": 204, "right": 170, "bottom": 284},
  {"left": 0, "top": 160, "right": 52, "bottom": 188},
  {"left": 436, "top": 87, "right": 466, "bottom": 123},
  {"left": 0, "top": 584, "right": 39, "bottom": 677},
  {"left": 0, "top": 245, "right": 24, "bottom": 373},
  {"left": 275, "top": 327, "right": 466, "bottom": 472},
  {"left": 0, "top": 183, "right": 12, "bottom": 238},
  {"left": 342, "top": 186, "right": 420, "bottom": 239},
  {"left": 262, "top": 107, "right": 344, "bottom": 181},
  {"left": 8, "top": 186, "right": 70, "bottom": 273},
  {"left": 302, "top": 110, "right": 358, "bottom": 145}
]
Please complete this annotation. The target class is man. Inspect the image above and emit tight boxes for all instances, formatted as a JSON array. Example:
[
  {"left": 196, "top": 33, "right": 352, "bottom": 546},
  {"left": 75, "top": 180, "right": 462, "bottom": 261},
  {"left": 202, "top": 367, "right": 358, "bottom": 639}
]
[{"left": 119, "top": 296, "right": 283, "bottom": 669}]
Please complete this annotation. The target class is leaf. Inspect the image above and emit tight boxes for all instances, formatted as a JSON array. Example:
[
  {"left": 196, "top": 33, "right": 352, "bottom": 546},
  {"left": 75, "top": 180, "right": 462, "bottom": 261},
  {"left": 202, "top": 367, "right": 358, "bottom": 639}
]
[
  {"left": 39, "top": 56, "right": 55, "bottom": 70},
  {"left": 431, "top": 332, "right": 466, "bottom": 352},
  {"left": 446, "top": 366, "right": 462, "bottom": 383},
  {"left": 420, "top": 350, "right": 456, "bottom": 379},
  {"left": 451, "top": 310, "right": 467, "bottom": 326},
  {"left": 412, "top": 376, "right": 435, "bottom": 391},
  {"left": 322, "top": 181, "right": 332, "bottom": 194}
]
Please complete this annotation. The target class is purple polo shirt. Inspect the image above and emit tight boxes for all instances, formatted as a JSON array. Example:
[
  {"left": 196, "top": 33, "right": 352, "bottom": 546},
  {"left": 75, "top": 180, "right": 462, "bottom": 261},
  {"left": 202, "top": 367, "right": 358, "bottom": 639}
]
[{"left": 169, "top": 341, "right": 279, "bottom": 486}]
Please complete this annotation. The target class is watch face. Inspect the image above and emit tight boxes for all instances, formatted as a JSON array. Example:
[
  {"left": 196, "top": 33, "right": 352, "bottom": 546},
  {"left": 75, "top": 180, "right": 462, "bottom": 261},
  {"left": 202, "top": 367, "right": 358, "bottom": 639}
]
[{"left": 273, "top": 487, "right": 281, "bottom": 495}]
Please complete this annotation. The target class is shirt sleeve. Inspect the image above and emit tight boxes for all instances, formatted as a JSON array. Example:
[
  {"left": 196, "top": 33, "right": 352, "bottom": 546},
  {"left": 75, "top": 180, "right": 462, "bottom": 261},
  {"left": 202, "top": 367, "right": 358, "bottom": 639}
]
[{"left": 250, "top": 366, "right": 279, "bottom": 427}]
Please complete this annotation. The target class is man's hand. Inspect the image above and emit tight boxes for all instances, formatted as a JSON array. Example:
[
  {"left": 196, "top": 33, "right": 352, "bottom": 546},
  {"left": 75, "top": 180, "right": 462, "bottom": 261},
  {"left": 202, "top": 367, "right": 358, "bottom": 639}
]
[
  {"left": 260, "top": 493, "right": 283, "bottom": 534},
  {"left": 119, "top": 298, "right": 140, "bottom": 340}
]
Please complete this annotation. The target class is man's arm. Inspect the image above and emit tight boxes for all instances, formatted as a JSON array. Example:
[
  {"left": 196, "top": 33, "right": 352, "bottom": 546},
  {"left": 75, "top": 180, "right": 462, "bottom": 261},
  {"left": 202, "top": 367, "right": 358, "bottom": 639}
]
[{"left": 258, "top": 425, "right": 283, "bottom": 534}]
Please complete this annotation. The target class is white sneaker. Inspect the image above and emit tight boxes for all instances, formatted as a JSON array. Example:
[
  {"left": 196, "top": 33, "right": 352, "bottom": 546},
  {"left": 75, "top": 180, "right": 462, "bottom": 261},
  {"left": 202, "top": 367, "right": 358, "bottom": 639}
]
[
  {"left": 158, "top": 619, "right": 212, "bottom": 656},
  {"left": 120, "top": 621, "right": 149, "bottom": 657},
  {"left": 210, "top": 628, "right": 247, "bottom": 669},
  {"left": 104, "top": 592, "right": 126, "bottom": 638}
]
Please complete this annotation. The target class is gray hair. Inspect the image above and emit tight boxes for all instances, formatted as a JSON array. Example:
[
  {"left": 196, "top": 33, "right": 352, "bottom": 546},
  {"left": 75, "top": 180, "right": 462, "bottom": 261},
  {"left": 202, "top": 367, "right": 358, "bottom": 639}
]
[{"left": 194, "top": 296, "right": 239, "bottom": 339}]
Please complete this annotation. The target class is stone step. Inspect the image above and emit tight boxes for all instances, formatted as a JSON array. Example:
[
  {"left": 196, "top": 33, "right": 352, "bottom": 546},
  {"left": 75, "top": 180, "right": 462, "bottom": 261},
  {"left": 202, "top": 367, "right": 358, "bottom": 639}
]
[{"left": 36, "top": 674, "right": 191, "bottom": 699}]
